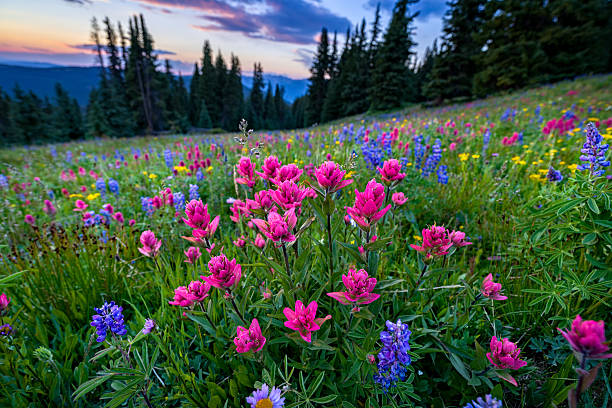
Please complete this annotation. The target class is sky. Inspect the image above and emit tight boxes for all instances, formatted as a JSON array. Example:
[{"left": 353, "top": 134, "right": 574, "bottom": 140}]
[{"left": 0, "top": 0, "right": 446, "bottom": 79}]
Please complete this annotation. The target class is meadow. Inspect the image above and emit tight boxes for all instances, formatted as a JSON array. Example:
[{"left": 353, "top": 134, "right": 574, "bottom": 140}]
[{"left": 0, "top": 74, "right": 611, "bottom": 408}]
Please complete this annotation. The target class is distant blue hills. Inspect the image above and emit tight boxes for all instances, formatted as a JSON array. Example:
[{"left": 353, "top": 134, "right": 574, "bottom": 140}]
[{"left": 0, "top": 60, "right": 308, "bottom": 106}]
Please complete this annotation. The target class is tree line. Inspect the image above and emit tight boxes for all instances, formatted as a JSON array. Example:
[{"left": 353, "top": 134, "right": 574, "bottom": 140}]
[{"left": 299, "top": 0, "right": 612, "bottom": 126}]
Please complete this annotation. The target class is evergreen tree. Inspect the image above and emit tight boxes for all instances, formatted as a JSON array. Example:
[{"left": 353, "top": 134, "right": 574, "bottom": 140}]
[
  {"left": 305, "top": 27, "right": 330, "bottom": 125},
  {"left": 263, "top": 82, "right": 278, "bottom": 129},
  {"left": 0, "top": 87, "right": 17, "bottom": 145},
  {"left": 86, "top": 87, "right": 109, "bottom": 138},
  {"left": 274, "top": 84, "right": 289, "bottom": 129},
  {"left": 199, "top": 41, "right": 215, "bottom": 122},
  {"left": 370, "top": 0, "right": 418, "bottom": 110},
  {"left": 53, "top": 83, "right": 83, "bottom": 141},
  {"left": 197, "top": 99, "right": 212, "bottom": 128},
  {"left": 246, "top": 62, "right": 265, "bottom": 129},
  {"left": 12, "top": 86, "right": 45, "bottom": 145},
  {"left": 223, "top": 54, "right": 244, "bottom": 130},
  {"left": 341, "top": 19, "right": 370, "bottom": 116},
  {"left": 291, "top": 95, "right": 307, "bottom": 129},
  {"left": 189, "top": 63, "right": 201, "bottom": 124},
  {"left": 211, "top": 51, "right": 227, "bottom": 128}
]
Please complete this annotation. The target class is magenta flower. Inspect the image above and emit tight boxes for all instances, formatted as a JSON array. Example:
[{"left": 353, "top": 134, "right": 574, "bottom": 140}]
[
  {"left": 229, "top": 199, "right": 251, "bottom": 223},
  {"left": 557, "top": 315, "right": 612, "bottom": 360},
  {"left": 113, "top": 212, "right": 124, "bottom": 224},
  {"left": 448, "top": 230, "right": 472, "bottom": 247},
  {"left": 273, "top": 164, "right": 302, "bottom": 184},
  {"left": 201, "top": 254, "right": 242, "bottom": 289},
  {"left": 138, "top": 230, "right": 161, "bottom": 257},
  {"left": 182, "top": 199, "right": 220, "bottom": 243},
  {"left": 43, "top": 199, "right": 56, "bottom": 215},
  {"left": 272, "top": 180, "right": 309, "bottom": 210},
  {"left": 0, "top": 293, "right": 10, "bottom": 314},
  {"left": 253, "top": 233, "right": 266, "bottom": 249},
  {"left": 184, "top": 246, "right": 202, "bottom": 264},
  {"left": 252, "top": 208, "right": 297, "bottom": 245},
  {"left": 73, "top": 199, "right": 88, "bottom": 211},
  {"left": 246, "top": 190, "right": 276, "bottom": 213},
  {"left": 481, "top": 274, "right": 507, "bottom": 300},
  {"left": 391, "top": 192, "right": 408, "bottom": 206},
  {"left": 255, "top": 155, "right": 282, "bottom": 181},
  {"left": 487, "top": 336, "right": 527, "bottom": 370},
  {"left": 410, "top": 225, "right": 452, "bottom": 261},
  {"left": 377, "top": 159, "right": 406, "bottom": 186},
  {"left": 327, "top": 268, "right": 380, "bottom": 305},
  {"left": 234, "top": 318, "right": 266, "bottom": 353},
  {"left": 24, "top": 214, "right": 36, "bottom": 225},
  {"left": 233, "top": 236, "right": 247, "bottom": 248},
  {"left": 168, "top": 280, "right": 211, "bottom": 307},
  {"left": 315, "top": 161, "right": 353, "bottom": 194},
  {"left": 283, "top": 300, "right": 331, "bottom": 343},
  {"left": 345, "top": 179, "right": 391, "bottom": 232},
  {"left": 236, "top": 156, "right": 257, "bottom": 187}
]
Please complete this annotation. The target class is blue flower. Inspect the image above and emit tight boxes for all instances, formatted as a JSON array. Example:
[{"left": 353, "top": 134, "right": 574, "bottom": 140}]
[
  {"left": 95, "top": 178, "right": 106, "bottom": 196},
  {"left": 0, "top": 324, "right": 13, "bottom": 336},
  {"left": 577, "top": 123, "right": 609, "bottom": 176},
  {"left": 174, "top": 192, "right": 185, "bottom": 213},
  {"left": 0, "top": 175, "right": 8, "bottom": 189},
  {"left": 546, "top": 167, "right": 563, "bottom": 182},
  {"left": 164, "top": 148, "right": 173, "bottom": 168},
  {"left": 90, "top": 301, "right": 127, "bottom": 342},
  {"left": 66, "top": 151, "right": 73, "bottom": 163},
  {"left": 246, "top": 384, "right": 285, "bottom": 408},
  {"left": 422, "top": 139, "right": 442, "bottom": 178},
  {"left": 196, "top": 169, "right": 204, "bottom": 181},
  {"left": 437, "top": 165, "right": 448, "bottom": 184},
  {"left": 189, "top": 184, "right": 199, "bottom": 201},
  {"left": 141, "top": 197, "right": 154, "bottom": 216},
  {"left": 108, "top": 179, "right": 119, "bottom": 195},
  {"left": 463, "top": 394, "right": 502, "bottom": 408},
  {"left": 373, "top": 319, "right": 412, "bottom": 390}
]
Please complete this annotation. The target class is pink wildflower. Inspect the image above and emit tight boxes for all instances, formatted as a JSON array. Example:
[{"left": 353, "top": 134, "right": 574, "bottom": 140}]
[
  {"left": 273, "top": 164, "right": 302, "bottom": 184},
  {"left": 344, "top": 179, "right": 391, "bottom": 232},
  {"left": 410, "top": 225, "right": 452, "bottom": 261},
  {"left": 271, "top": 180, "right": 309, "bottom": 210},
  {"left": 252, "top": 208, "right": 297, "bottom": 245},
  {"left": 481, "top": 274, "right": 507, "bottom": 300},
  {"left": 236, "top": 156, "right": 257, "bottom": 187},
  {"left": 113, "top": 212, "right": 124, "bottom": 224},
  {"left": 487, "top": 336, "right": 527, "bottom": 371},
  {"left": 43, "top": 199, "right": 56, "bottom": 215},
  {"left": 391, "top": 192, "right": 408, "bottom": 206},
  {"left": 255, "top": 155, "right": 282, "bottom": 181},
  {"left": 0, "top": 293, "right": 10, "bottom": 314},
  {"left": 557, "top": 315, "right": 612, "bottom": 360},
  {"left": 283, "top": 300, "right": 331, "bottom": 343},
  {"left": 201, "top": 254, "right": 242, "bottom": 289},
  {"left": 184, "top": 246, "right": 202, "bottom": 264},
  {"left": 24, "top": 214, "right": 35, "bottom": 225},
  {"left": 327, "top": 268, "right": 380, "bottom": 305},
  {"left": 314, "top": 161, "right": 353, "bottom": 194},
  {"left": 138, "top": 230, "right": 161, "bottom": 257},
  {"left": 73, "top": 199, "right": 88, "bottom": 212},
  {"left": 377, "top": 159, "right": 406, "bottom": 186},
  {"left": 234, "top": 318, "right": 266, "bottom": 353}
]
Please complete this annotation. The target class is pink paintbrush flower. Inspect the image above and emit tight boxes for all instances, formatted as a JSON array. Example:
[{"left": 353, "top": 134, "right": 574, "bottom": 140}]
[
  {"left": 283, "top": 300, "right": 331, "bottom": 343},
  {"left": 138, "top": 230, "right": 161, "bottom": 257},
  {"left": 184, "top": 246, "right": 202, "bottom": 264},
  {"left": 557, "top": 315, "right": 612, "bottom": 360},
  {"left": 234, "top": 318, "right": 266, "bottom": 353},
  {"left": 273, "top": 164, "right": 302, "bottom": 184},
  {"left": 73, "top": 199, "right": 88, "bottom": 212},
  {"left": 201, "top": 254, "right": 242, "bottom": 289},
  {"left": 246, "top": 190, "right": 276, "bottom": 213},
  {"left": 377, "top": 159, "right": 406, "bottom": 186},
  {"left": 168, "top": 280, "right": 211, "bottom": 307},
  {"left": 113, "top": 212, "right": 124, "bottom": 224},
  {"left": 487, "top": 336, "right": 527, "bottom": 371},
  {"left": 24, "top": 214, "right": 35, "bottom": 225},
  {"left": 271, "top": 180, "right": 309, "bottom": 210},
  {"left": 252, "top": 208, "right": 297, "bottom": 245},
  {"left": 182, "top": 199, "right": 220, "bottom": 243},
  {"left": 235, "top": 156, "right": 257, "bottom": 187},
  {"left": 481, "top": 274, "right": 507, "bottom": 300},
  {"left": 253, "top": 233, "right": 266, "bottom": 249},
  {"left": 0, "top": 293, "right": 10, "bottom": 314},
  {"left": 391, "top": 192, "right": 408, "bottom": 206},
  {"left": 345, "top": 179, "right": 391, "bottom": 232},
  {"left": 327, "top": 268, "right": 380, "bottom": 305},
  {"left": 410, "top": 225, "right": 452, "bottom": 261},
  {"left": 255, "top": 155, "right": 282, "bottom": 181},
  {"left": 43, "top": 199, "right": 56, "bottom": 215},
  {"left": 315, "top": 161, "right": 353, "bottom": 194},
  {"left": 229, "top": 199, "right": 251, "bottom": 223},
  {"left": 233, "top": 236, "right": 247, "bottom": 248},
  {"left": 448, "top": 230, "right": 472, "bottom": 247}
]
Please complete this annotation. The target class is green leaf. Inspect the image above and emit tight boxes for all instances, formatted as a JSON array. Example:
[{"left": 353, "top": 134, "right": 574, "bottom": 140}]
[
  {"left": 587, "top": 198, "right": 600, "bottom": 214},
  {"left": 448, "top": 353, "right": 471, "bottom": 381},
  {"left": 582, "top": 233, "right": 597, "bottom": 245},
  {"left": 312, "top": 394, "right": 338, "bottom": 404}
]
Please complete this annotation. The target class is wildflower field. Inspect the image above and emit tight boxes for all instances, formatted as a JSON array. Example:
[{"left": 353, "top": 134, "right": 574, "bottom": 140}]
[{"left": 0, "top": 74, "right": 611, "bottom": 408}]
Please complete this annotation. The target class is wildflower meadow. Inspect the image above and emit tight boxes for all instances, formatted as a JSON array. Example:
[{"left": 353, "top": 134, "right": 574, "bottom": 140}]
[{"left": 0, "top": 74, "right": 611, "bottom": 407}]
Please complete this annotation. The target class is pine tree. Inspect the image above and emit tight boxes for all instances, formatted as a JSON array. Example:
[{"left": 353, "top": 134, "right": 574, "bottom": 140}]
[
  {"left": 211, "top": 50, "right": 227, "bottom": 128},
  {"left": 274, "top": 84, "right": 289, "bottom": 128},
  {"left": 291, "top": 95, "right": 307, "bottom": 129},
  {"left": 305, "top": 27, "right": 330, "bottom": 125},
  {"left": 370, "top": 0, "right": 418, "bottom": 110},
  {"left": 200, "top": 41, "right": 215, "bottom": 121},
  {"left": 246, "top": 62, "right": 265, "bottom": 129},
  {"left": 12, "top": 86, "right": 45, "bottom": 145},
  {"left": 189, "top": 63, "right": 201, "bottom": 124},
  {"left": 223, "top": 54, "right": 244, "bottom": 130},
  {"left": 53, "top": 83, "right": 83, "bottom": 140},
  {"left": 341, "top": 19, "right": 370, "bottom": 116},
  {"left": 263, "top": 82, "right": 278, "bottom": 129},
  {"left": 197, "top": 99, "right": 212, "bottom": 128},
  {"left": 0, "top": 87, "right": 17, "bottom": 145}
]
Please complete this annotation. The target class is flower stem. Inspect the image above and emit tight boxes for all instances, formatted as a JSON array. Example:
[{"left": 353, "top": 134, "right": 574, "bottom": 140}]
[
  {"left": 407, "top": 264, "right": 429, "bottom": 300},
  {"left": 575, "top": 354, "right": 587, "bottom": 403},
  {"left": 327, "top": 213, "right": 334, "bottom": 289},
  {"left": 229, "top": 294, "right": 247, "bottom": 325},
  {"left": 281, "top": 244, "right": 291, "bottom": 278}
]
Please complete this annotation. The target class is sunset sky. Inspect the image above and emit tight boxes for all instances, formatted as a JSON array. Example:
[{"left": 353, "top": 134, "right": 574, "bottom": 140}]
[{"left": 0, "top": 0, "right": 447, "bottom": 78}]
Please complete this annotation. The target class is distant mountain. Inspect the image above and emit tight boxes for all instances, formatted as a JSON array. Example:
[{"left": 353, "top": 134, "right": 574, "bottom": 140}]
[
  {"left": 0, "top": 64, "right": 101, "bottom": 106},
  {"left": 0, "top": 61, "right": 308, "bottom": 106}
]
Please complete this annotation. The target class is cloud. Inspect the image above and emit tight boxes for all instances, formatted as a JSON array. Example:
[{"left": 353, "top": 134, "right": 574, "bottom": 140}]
[
  {"left": 137, "top": 0, "right": 351, "bottom": 44},
  {"left": 68, "top": 43, "right": 176, "bottom": 55},
  {"left": 63, "top": 0, "right": 92, "bottom": 4},
  {"left": 293, "top": 47, "right": 313, "bottom": 67}
]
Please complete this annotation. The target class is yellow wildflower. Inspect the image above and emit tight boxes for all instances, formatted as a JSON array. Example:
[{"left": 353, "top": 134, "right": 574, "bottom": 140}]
[
  {"left": 69, "top": 194, "right": 83, "bottom": 198},
  {"left": 459, "top": 153, "right": 469, "bottom": 161},
  {"left": 87, "top": 193, "right": 100, "bottom": 201},
  {"left": 471, "top": 154, "right": 480, "bottom": 159},
  {"left": 149, "top": 173, "right": 158, "bottom": 179}
]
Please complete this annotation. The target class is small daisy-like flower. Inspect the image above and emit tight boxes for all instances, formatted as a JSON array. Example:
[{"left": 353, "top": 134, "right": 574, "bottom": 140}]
[{"left": 246, "top": 384, "right": 285, "bottom": 408}]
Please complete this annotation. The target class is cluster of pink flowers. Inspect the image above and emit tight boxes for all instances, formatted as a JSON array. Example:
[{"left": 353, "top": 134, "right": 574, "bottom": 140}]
[
  {"left": 138, "top": 230, "right": 161, "bottom": 257},
  {"left": 182, "top": 199, "right": 220, "bottom": 247},
  {"left": 345, "top": 179, "right": 391, "bottom": 232},
  {"left": 501, "top": 132, "right": 519, "bottom": 146},
  {"left": 201, "top": 254, "right": 242, "bottom": 289},
  {"left": 253, "top": 208, "right": 297, "bottom": 246},
  {"left": 236, "top": 156, "right": 257, "bottom": 188},
  {"left": 377, "top": 159, "right": 406, "bottom": 186},
  {"left": 283, "top": 300, "right": 331, "bottom": 343},
  {"left": 314, "top": 161, "right": 353, "bottom": 195},
  {"left": 558, "top": 315, "right": 612, "bottom": 360},
  {"left": 169, "top": 280, "right": 211, "bottom": 307},
  {"left": 542, "top": 117, "right": 576, "bottom": 136},
  {"left": 410, "top": 225, "right": 471, "bottom": 261},
  {"left": 327, "top": 268, "right": 380, "bottom": 307},
  {"left": 481, "top": 274, "right": 507, "bottom": 300},
  {"left": 487, "top": 336, "right": 527, "bottom": 374},
  {"left": 234, "top": 318, "right": 266, "bottom": 353}
]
